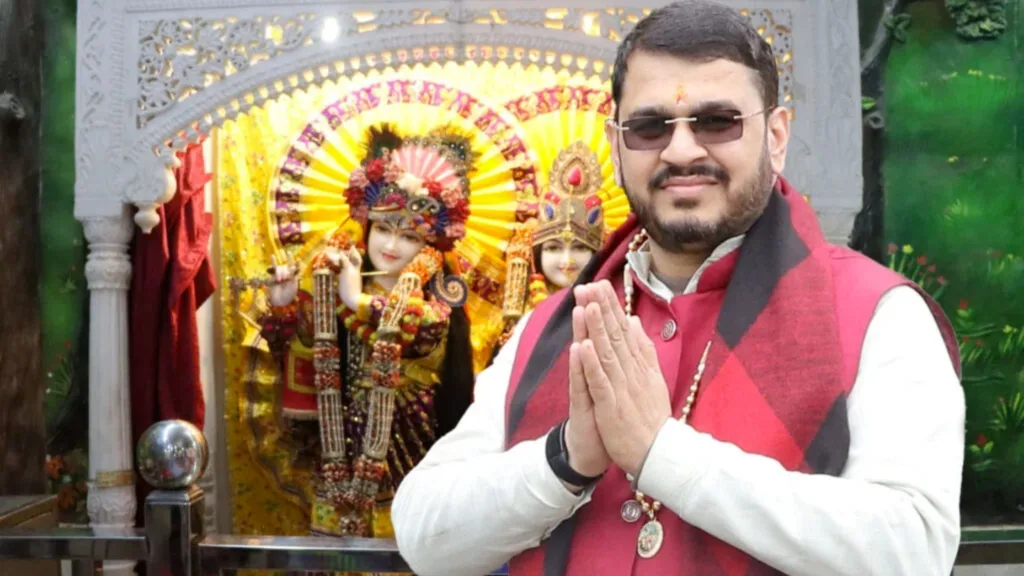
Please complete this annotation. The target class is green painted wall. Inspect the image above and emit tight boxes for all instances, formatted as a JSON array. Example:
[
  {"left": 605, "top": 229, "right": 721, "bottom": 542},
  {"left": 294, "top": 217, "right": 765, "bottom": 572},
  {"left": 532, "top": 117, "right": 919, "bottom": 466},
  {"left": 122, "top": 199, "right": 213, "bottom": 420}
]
[
  {"left": 878, "top": 0, "right": 1023, "bottom": 524},
  {"left": 41, "top": 0, "right": 88, "bottom": 523}
]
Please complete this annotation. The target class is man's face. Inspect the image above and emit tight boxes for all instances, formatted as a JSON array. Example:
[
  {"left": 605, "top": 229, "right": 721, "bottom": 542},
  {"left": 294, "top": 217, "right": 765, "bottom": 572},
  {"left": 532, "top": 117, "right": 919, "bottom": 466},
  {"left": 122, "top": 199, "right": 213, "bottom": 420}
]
[{"left": 606, "top": 51, "right": 790, "bottom": 252}]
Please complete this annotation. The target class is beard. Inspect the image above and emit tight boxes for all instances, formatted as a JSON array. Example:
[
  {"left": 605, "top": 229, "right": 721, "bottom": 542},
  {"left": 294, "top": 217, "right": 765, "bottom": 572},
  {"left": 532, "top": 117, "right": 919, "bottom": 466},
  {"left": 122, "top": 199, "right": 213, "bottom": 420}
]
[{"left": 625, "top": 144, "right": 773, "bottom": 254}]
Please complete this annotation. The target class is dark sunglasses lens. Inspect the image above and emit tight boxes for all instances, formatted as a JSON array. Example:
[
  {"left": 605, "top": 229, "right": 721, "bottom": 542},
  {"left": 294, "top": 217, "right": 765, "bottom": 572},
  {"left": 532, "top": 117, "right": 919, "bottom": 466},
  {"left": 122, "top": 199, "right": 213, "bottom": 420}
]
[
  {"left": 692, "top": 113, "right": 743, "bottom": 144},
  {"left": 622, "top": 118, "right": 673, "bottom": 150}
]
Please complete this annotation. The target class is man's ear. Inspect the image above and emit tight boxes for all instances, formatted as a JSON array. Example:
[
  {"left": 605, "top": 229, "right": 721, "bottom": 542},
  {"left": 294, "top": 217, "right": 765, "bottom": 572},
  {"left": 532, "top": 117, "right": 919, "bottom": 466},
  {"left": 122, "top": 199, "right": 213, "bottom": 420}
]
[
  {"left": 766, "top": 106, "right": 790, "bottom": 175},
  {"left": 605, "top": 120, "right": 624, "bottom": 188}
]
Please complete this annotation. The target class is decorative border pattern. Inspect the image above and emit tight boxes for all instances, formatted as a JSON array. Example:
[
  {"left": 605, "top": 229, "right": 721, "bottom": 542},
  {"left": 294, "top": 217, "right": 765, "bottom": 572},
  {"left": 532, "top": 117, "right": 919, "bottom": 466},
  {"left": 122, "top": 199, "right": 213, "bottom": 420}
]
[
  {"left": 134, "top": 8, "right": 794, "bottom": 130},
  {"left": 136, "top": 15, "right": 321, "bottom": 127}
]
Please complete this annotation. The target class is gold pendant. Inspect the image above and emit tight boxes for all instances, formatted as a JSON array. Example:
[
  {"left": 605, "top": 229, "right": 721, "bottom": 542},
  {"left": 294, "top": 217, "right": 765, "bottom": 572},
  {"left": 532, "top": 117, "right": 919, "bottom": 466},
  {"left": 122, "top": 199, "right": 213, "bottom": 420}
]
[{"left": 637, "top": 519, "right": 664, "bottom": 558}]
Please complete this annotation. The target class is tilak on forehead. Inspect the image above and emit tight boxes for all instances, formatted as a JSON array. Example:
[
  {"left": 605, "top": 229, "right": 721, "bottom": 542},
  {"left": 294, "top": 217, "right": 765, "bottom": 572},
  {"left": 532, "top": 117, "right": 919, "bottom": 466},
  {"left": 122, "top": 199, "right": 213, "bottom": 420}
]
[{"left": 674, "top": 83, "right": 687, "bottom": 105}]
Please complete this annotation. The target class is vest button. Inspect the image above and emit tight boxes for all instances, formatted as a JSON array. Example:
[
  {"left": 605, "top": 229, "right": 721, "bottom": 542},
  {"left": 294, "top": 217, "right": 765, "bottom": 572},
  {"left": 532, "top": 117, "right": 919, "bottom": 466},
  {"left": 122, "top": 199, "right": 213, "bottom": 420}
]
[{"left": 661, "top": 319, "right": 677, "bottom": 340}]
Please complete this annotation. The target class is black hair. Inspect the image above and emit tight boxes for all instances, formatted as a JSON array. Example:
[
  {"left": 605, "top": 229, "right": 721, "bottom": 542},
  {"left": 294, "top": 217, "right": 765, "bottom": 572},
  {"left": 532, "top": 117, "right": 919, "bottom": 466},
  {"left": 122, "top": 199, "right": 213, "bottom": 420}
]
[
  {"left": 532, "top": 244, "right": 545, "bottom": 277},
  {"left": 610, "top": 1, "right": 779, "bottom": 116},
  {"left": 432, "top": 294, "right": 474, "bottom": 436}
]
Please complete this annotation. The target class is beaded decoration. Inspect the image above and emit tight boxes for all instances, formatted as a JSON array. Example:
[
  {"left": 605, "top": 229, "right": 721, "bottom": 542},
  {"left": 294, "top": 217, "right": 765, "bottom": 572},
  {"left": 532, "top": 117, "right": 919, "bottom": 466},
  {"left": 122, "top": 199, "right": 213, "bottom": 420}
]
[{"left": 621, "top": 228, "right": 713, "bottom": 559}]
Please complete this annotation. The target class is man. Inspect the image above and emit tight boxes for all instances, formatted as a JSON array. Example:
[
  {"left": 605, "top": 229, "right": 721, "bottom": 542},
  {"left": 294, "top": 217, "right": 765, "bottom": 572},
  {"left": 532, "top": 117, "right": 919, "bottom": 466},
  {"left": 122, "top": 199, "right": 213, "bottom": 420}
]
[{"left": 391, "top": 2, "right": 965, "bottom": 575}]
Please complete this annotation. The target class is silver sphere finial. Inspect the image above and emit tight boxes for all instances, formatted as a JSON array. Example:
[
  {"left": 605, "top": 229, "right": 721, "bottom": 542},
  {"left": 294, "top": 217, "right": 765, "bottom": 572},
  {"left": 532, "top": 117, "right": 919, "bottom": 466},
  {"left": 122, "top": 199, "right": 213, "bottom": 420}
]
[{"left": 135, "top": 420, "right": 209, "bottom": 490}]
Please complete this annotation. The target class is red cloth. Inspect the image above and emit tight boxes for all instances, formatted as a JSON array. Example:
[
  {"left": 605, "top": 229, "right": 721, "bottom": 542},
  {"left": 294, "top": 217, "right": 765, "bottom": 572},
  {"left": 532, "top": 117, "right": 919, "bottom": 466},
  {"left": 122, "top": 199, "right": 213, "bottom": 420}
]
[
  {"left": 129, "top": 141, "right": 215, "bottom": 517},
  {"left": 503, "top": 178, "right": 960, "bottom": 575}
]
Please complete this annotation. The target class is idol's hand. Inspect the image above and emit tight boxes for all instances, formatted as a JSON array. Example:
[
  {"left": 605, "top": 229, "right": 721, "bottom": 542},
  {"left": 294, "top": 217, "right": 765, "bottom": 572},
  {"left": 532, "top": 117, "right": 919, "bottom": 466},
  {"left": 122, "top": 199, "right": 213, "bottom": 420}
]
[
  {"left": 338, "top": 247, "right": 364, "bottom": 311},
  {"left": 268, "top": 254, "right": 299, "bottom": 307},
  {"left": 564, "top": 287, "right": 611, "bottom": 489},
  {"left": 578, "top": 281, "right": 671, "bottom": 478}
]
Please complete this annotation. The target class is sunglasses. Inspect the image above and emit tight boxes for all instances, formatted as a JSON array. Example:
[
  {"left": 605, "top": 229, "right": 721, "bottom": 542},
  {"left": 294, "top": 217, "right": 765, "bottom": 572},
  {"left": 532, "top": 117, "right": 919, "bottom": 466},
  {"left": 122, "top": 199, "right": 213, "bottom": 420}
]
[{"left": 608, "top": 106, "right": 774, "bottom": 151}]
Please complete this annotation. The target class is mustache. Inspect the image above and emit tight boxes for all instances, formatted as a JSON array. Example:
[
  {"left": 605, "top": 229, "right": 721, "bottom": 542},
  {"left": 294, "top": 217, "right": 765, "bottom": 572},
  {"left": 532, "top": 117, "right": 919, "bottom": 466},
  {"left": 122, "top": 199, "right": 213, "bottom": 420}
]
[{"left": 649, "top": 164, "right": 729, "bottom": 189}]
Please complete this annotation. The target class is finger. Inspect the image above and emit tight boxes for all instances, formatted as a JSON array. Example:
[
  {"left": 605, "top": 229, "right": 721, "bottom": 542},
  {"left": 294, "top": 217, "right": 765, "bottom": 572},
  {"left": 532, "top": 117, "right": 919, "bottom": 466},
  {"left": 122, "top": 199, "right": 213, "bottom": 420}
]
[
  {"left": 580, "top": 340, "right": 615, "bottom": 406},
  {"left": 584, "top": 302, "right": 627, "bottom": 384},
  {"left": 595, "top": 286, "right": 638, "bottom": 383},
  {"left": 577, "top": 283, "right": 598, "bottom": 309},
  {"left": 572, "top": 306, "right": 588, "bottom": 344},
  {"left": 595, "top": 283, "right": 629, "bottom": 353},
  {"left": 271, "top": 254, "right": 279, "bottom": 267},
  {"left": 573, "top": 284, "right": 589, "bottom": 309},
  {"left": 599, "top": 281, "right": 631, "bottom": 336},
  {"left": 603, "top": 286, "right": 645, "bottom": 368},
  {"left": 631, "top": 316, "right": 660, "bottom": 371},
  {"left": 569, "top": 343, "right": 593, "bottom": 409}
]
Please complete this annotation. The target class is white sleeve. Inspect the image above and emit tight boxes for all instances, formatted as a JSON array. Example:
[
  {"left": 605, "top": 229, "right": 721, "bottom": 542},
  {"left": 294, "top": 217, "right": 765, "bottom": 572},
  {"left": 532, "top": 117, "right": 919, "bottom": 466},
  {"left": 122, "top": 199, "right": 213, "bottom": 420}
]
[
  {"left": 636, "top": 285, "right": 965, "bottom": 576},
  {"left": 392, "top": 312, "right": 589, "bottom": 576}
]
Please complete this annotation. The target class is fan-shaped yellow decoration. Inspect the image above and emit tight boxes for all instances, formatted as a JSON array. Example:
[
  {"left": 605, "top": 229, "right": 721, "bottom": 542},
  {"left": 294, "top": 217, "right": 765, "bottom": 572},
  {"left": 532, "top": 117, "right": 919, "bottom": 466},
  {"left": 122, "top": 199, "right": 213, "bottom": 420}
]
[
  {"left": 502, "top": 84, "right": 630, "bottom": 232},
  {"left": 267, "top": 78, "right": 534, "bottom": 276}
]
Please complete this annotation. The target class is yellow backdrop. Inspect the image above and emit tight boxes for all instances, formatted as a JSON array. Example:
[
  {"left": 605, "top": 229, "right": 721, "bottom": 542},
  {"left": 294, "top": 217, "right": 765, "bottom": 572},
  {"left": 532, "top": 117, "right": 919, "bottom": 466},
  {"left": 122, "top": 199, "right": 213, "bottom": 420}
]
[{"left": 217, "top": 61, "right": 627, "bottom": 535}]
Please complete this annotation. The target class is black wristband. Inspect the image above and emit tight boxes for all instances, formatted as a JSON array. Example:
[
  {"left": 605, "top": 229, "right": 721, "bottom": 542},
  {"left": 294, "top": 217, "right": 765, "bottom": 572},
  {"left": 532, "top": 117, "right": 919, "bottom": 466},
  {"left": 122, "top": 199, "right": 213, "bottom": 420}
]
[{"left": 545, "top": 420, "right": 603, "bottom": 487}]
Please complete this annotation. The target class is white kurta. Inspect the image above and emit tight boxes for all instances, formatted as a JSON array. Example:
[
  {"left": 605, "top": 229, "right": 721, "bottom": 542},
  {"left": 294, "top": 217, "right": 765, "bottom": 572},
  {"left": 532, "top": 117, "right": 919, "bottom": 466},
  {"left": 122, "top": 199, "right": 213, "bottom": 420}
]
[{"left": 392, "top": 240, "right": 964, "bottom": 576}]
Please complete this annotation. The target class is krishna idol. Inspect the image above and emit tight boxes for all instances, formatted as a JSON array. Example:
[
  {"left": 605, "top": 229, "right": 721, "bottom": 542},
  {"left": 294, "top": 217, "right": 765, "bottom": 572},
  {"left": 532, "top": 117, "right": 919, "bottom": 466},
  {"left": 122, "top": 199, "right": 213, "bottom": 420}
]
[{"left": 265, "top": 124, "right": 476, "bottom": 539}]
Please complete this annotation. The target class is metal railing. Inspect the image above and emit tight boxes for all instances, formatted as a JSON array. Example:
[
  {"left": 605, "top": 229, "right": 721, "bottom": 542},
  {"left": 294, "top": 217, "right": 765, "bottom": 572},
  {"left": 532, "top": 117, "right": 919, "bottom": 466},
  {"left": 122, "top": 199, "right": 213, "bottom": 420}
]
[
  {"left": 0, "top": 483, "right": 414, "bottom": 575},
  {"left": 0, "top": 420, "right": 1020, "bottom": 574}
]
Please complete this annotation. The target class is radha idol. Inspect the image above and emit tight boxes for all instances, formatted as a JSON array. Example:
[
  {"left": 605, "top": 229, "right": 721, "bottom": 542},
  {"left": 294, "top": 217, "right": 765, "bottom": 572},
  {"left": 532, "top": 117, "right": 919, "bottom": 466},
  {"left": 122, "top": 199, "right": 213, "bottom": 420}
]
[
  {"left": 496, "top": 141, "right": 608, "bottom": 348},
  {"left": 264, "top": 124, "right": 476, "bottom": 538}
]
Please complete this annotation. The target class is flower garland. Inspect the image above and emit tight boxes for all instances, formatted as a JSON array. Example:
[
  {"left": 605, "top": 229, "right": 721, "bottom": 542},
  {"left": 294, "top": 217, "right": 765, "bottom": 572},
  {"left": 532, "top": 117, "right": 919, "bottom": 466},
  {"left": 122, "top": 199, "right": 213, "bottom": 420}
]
[
  {"left": 528, "top": 273, "right": 550, "bottom": 307},
  {"left": 333, "top": 246, "right": 445, "bottom": 536}
]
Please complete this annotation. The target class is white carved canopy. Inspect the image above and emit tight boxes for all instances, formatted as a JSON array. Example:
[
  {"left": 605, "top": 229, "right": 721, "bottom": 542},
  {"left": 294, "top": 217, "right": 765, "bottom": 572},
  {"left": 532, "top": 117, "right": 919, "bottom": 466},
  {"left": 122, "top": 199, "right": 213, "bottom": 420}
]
[{"left": 76, "top": 0, "right": 863, "bottom": 242}]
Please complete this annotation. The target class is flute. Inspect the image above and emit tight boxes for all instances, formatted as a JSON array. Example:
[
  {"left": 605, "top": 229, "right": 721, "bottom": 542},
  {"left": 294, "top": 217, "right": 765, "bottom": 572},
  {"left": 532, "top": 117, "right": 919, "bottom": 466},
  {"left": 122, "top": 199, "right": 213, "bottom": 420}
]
[
  {"left": 246, "top": 270, "right": 391, "bottom": 289},
  {"left": 267, "top": 253, "right": 390, "bottom": 279}
]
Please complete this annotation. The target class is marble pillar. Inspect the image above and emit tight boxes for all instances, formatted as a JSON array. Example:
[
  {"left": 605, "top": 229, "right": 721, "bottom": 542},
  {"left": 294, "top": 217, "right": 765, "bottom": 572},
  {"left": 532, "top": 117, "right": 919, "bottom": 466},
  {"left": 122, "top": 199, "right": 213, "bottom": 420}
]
[{"left": 83, "top": 212, "right": 136, "bottom": 576}]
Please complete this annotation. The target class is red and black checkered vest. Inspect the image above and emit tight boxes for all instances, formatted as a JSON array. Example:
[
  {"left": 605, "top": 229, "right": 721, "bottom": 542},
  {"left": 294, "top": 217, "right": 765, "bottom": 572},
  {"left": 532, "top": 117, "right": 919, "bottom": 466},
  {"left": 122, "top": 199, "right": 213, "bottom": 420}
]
[{"left": 503, "top": 179, "right": 960, "bottom": 576}]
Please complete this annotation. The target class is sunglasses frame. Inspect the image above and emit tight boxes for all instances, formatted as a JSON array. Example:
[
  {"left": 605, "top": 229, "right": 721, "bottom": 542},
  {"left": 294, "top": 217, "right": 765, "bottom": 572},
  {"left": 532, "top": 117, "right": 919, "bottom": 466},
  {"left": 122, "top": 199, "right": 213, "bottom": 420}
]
[{"left": 607, "top": 105, "right": 776, "bottom": 151}]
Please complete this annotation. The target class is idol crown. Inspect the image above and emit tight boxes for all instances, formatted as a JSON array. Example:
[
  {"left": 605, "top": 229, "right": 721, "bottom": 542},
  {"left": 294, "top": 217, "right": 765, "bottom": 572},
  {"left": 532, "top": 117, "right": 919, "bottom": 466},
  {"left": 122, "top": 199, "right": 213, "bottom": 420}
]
[
  {"left": 343, "top": 124, "right": 475, "bottom": 252},
  {"left": 533, "top": 140, "right": 605, "bottom": 252}
]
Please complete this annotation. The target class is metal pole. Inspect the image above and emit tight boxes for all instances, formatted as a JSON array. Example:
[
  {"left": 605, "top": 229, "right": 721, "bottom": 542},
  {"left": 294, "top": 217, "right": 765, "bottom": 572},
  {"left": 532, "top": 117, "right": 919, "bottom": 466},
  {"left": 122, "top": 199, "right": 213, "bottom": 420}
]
[{"left": 144, "top": 486, "right": 205, "bottom": 576}]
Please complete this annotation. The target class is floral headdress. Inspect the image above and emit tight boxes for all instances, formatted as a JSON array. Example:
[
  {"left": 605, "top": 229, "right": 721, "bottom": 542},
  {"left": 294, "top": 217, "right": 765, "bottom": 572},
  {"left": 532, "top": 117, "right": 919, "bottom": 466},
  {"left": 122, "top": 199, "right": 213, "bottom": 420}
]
[
  {"left": 532, "top": 140, "right": 606, "bottom": 252},
  {"left": 343, "top": 124, "right": 473, "bottom": 252}
]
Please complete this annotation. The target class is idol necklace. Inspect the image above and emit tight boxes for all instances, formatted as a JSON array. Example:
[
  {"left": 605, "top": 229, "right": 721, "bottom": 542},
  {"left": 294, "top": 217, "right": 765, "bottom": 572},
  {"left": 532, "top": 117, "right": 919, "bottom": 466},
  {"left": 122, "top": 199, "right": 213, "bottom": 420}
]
[{"left": 620, "top": 229, "right": 713, "bottom": 559}]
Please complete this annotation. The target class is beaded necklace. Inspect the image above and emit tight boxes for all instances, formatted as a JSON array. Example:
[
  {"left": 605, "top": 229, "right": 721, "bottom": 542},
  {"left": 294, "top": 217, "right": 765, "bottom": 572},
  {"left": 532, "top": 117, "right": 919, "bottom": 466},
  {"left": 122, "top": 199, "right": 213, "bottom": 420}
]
[{"left": 620, "top": 228, "right": 712, "bottom": 559}]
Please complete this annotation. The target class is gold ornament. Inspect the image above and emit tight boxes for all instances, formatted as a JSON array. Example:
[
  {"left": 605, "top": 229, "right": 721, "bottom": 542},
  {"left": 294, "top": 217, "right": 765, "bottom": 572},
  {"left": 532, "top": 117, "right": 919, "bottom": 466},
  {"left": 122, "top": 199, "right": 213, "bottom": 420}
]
[{"left": 532, "top": 141, "right": 606, "bottom": 252}]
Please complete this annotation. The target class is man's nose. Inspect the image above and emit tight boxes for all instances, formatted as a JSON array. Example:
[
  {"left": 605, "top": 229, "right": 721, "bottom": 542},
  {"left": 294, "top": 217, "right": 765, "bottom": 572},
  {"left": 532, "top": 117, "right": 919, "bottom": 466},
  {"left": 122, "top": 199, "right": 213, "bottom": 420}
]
[{"left": 659, "top": 122, "right": 709, "bottom": 168}]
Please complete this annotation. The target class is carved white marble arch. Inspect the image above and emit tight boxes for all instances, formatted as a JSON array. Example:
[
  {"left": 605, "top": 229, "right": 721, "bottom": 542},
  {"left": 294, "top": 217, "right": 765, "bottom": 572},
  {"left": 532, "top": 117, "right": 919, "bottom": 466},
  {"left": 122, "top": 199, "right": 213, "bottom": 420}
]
[{"left": 74, "top": 2, "right": 861, "bottom": 572}]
